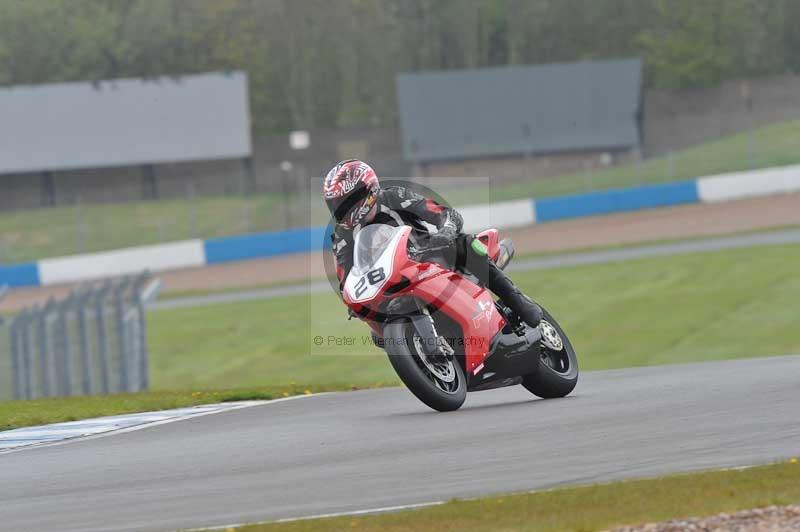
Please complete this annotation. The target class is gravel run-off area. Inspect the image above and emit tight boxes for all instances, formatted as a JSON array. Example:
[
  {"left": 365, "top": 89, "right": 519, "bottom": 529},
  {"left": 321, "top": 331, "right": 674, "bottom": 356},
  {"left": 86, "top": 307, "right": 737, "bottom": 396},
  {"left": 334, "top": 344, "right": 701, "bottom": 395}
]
[{"left": 610, "top": 505, "right": 800, "bottom": 532}]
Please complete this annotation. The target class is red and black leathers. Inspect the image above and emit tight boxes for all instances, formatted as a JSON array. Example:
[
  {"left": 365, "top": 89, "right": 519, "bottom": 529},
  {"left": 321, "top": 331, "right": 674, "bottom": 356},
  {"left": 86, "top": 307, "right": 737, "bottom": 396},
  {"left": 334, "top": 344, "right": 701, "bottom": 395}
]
[
  {"left": 330, "top": 185, "right": 542, "bottom": 328},
  {"left": 331, "top": 186, "right": 462, "bottom": 287}
]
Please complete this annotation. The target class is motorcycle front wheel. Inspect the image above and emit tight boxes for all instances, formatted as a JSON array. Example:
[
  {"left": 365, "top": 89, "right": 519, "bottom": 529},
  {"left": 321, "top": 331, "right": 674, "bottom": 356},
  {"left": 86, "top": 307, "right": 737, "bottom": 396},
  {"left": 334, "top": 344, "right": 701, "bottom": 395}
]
[
  {"left": 384, "top": 319, "right": 467, "bottom": 412},
  {"left": 522, "top": 308, "right": 579, "bottom": 398}
]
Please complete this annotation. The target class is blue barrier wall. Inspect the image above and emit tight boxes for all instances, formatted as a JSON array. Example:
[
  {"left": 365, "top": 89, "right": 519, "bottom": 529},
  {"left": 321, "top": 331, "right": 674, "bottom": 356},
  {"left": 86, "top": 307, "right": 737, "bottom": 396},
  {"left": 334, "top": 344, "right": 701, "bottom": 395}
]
[
  {"left": 534, "top": 180, "right": 699, "bottom": 223},
  {"left": 0, "top": 262, "right": 40, "bottom": 288},
  {"left": 8, "top": 165, "right": 799, "bottom": 290},
  {"left": 204, "top": 225, "right": 330, "bottom": 264}
]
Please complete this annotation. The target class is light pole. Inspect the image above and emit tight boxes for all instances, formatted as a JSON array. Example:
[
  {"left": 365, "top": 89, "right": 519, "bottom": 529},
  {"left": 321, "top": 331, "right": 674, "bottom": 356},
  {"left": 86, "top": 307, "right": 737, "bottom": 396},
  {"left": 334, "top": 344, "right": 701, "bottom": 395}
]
[
  {"left": 280, "top": 160, "right": 294, "bottom": 229},
  {"left": 285, "top": 130, "right": 310, "bottom": 229}
]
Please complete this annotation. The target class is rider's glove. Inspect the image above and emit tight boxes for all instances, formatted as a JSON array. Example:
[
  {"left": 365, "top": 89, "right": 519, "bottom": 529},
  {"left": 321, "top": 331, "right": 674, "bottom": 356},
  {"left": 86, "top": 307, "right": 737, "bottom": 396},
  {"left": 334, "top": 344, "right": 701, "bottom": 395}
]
[
  {"left": 426, "top": 226, "right": 458, "bottom": 251},
  {"left": 429, "top": 210, "right": 460, "bottom": 249}
]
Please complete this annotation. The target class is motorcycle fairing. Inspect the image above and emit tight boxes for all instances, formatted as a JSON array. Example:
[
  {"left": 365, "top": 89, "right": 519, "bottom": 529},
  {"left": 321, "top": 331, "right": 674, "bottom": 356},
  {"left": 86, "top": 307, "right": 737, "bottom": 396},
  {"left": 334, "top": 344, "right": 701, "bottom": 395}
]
[
  {"left": 343, "top": 225, "right": 407, "bottom": 303},
  {"left": 343, "top": 224, "right": 507, "bottom": 375},
  {"left": 404, "top": 272, "right": 505, "bottom": 374}
]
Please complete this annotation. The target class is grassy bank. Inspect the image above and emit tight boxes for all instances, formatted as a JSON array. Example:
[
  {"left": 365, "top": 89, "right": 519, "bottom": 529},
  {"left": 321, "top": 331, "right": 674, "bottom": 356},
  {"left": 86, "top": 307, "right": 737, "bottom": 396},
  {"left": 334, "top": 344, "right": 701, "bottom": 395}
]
[
  {"left": 238, "top": 461, "right": 800, "bottom": 531},
  {"left": 486, "top": 118, "right": 800, "bottom": 201},
  {"left": 2, "top": 120, "right": 800, "bottom": 263},
  {"left": 147, "top": 241, "right": 800, "bottom": 390}
]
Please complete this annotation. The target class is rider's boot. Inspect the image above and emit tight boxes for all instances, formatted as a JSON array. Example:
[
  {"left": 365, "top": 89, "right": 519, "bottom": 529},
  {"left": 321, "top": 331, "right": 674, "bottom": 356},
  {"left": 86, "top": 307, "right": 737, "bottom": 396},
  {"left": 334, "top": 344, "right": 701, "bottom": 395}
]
[
  {"left": 485, "top": 261, "right": 543, "bottom": 328},
  {"left": 463, "top": 236, "right": 543, "bottom": 328}
]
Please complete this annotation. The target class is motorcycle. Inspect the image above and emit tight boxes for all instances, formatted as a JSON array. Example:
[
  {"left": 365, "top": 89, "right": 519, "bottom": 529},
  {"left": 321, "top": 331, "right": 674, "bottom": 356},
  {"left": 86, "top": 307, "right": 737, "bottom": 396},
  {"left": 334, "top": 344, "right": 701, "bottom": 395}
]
[{"left": 342, "top": 223, "right": 579, "bottom": 411}]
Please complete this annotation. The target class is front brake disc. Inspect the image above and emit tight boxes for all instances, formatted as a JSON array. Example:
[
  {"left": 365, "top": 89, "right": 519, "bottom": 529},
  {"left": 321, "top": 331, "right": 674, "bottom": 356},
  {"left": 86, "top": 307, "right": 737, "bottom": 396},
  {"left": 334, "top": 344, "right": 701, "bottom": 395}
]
[{"left": 539, "top": 320, "right": 564, "bottom": 352}]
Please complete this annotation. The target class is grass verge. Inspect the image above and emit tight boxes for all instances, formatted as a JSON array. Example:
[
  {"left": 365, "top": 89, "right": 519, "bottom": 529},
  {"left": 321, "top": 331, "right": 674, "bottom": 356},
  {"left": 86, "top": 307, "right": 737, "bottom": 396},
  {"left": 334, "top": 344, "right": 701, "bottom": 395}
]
[
  {"left": 0, "top": 386, "right": 343, "bottom": 431},
  {"left": 2, "top": 120, "right": 800, "bottom": 263},
  {"left": 234, "top": 461, "right": 800, "bottom": 531},
  {"left": 146, "top": 241, "right": 800, "bottom": 389}
]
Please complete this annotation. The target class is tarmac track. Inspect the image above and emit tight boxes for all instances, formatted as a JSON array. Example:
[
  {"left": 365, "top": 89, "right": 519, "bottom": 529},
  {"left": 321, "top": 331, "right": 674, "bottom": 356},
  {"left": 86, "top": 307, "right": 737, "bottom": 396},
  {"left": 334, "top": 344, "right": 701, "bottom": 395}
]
[{"left": 1, "top": 355, "right": 799, "bottom": 531}]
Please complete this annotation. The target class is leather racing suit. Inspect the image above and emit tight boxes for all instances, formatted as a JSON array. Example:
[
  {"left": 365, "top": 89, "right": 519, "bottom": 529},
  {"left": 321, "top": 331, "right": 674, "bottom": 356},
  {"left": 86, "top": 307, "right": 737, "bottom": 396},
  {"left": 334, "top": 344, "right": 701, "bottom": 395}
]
[{"left": 330, "top": 186, "right": 542, "bottom": 328}]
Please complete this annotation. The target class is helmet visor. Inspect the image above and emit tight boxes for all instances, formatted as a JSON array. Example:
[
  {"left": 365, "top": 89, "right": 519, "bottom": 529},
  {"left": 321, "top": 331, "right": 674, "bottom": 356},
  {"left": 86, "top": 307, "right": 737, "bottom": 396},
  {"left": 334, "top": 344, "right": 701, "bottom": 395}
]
[
  {"left": 327, "top": 186, "right": 375, "bottom": 225},
  {"left": 346, "top": 192, "right": 378, "bottom": 229}
]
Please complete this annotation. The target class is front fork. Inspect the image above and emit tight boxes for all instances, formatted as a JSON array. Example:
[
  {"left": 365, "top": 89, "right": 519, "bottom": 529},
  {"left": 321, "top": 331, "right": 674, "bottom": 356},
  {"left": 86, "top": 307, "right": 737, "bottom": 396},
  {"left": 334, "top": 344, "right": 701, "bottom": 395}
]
[
  {"left": 410, "top": 307, "right": 455, "bottom": 358},
  {"left": 384, "top": 296, "right": 454, "bottom": 359}
]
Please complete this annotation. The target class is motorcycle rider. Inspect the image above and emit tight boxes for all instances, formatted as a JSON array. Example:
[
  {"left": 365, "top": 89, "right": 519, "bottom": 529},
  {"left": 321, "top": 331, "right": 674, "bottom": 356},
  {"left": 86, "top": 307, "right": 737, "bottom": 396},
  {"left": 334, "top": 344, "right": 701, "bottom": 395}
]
[{"left": 324, "top": 159, "right": 542, "bottom": 329}]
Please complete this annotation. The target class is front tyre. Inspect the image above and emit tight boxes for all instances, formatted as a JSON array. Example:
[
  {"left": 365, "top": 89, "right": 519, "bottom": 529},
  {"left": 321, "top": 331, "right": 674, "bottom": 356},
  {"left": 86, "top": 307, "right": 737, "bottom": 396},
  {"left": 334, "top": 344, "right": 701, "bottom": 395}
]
[
  {"left": 522, "top": 308, "right": 579, "bottom": 399},
  {"left": 384, "top": 320, "right": 466, "bottom": 412}
]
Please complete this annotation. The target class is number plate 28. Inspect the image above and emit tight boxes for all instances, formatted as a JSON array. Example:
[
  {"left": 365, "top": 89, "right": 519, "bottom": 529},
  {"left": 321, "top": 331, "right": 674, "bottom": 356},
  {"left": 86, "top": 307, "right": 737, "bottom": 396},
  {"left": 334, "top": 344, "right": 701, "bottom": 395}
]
[{"left": 344, "top": 241, "right": 401, "bottom": 303}]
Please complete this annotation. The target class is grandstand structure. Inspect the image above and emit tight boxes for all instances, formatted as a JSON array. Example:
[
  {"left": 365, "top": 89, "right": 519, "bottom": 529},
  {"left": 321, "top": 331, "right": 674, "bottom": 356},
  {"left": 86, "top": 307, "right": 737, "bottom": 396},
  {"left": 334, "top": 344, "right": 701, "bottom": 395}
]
[
  {"left": 0, "top": 71, "right": 252, "bottom": 210},
  {"left": 396, "top": 58, "right": 644, "bottom": 181}
]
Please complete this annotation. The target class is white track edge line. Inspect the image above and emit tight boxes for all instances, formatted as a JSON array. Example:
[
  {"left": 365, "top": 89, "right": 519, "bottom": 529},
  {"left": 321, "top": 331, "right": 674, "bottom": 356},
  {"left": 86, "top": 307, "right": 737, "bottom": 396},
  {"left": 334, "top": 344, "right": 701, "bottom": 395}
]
[
  {"left": 0, "top": 393, "right": 328, "bottom": 455},
  {"left": 184, "top": 501, "right": 447, "bottom": 531}
]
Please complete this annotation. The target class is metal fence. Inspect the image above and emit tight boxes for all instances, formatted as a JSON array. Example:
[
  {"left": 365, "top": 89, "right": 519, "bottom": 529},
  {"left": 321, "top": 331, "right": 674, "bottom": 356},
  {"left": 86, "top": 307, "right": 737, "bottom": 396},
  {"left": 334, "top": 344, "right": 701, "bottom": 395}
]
[{"left": 0, "top": 273, "right": 160, "bottom": 401}]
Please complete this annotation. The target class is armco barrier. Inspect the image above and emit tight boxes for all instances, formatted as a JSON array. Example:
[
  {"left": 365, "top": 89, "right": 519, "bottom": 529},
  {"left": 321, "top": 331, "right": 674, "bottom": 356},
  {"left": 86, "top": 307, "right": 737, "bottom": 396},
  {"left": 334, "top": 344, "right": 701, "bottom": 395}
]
[
  {"left": 459, "top": 198, "right": 537, "bottom": 233},
  {"left": 204, "top": 226, "right": 329, "bottom": 264},
  {"left": 38, "top": 240, "right": 205, "bottom": 286},
  {"left": 697, "top": 164, "right": 800, "bottom": 203},
  {"left": 3, "top": 164, "right": 800, "bottom": 289},
  {"left": 0, "top": 263, "right": 39, "bottom": 288},
  {"left": 1, "top": 273, "right": 160, "bottom": 400},
  {"left": 534, "top": 180, "right": 699, "bottom": 223}
]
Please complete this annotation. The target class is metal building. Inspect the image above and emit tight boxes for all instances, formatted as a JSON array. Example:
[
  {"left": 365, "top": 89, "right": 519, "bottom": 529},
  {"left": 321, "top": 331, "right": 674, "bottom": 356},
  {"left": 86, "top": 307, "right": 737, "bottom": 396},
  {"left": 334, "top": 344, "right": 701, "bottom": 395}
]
[
  {"left": 0, "top": 71, "right": 252, "bottom": 209},
  {"left": 396, "top": 58, "right": 643, "bottom": 180}
]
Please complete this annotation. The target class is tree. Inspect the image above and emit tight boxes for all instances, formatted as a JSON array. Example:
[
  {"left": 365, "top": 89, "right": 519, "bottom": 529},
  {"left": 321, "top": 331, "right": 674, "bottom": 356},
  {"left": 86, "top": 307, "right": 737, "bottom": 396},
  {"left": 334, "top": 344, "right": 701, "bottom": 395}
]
[{"left": 0, "top": 0, "right": 795, "bottom": 133}]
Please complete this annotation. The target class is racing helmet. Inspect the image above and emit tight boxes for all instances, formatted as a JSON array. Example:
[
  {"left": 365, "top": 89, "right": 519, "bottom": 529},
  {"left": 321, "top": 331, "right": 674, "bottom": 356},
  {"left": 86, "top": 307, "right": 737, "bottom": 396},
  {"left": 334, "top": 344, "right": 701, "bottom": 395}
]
[{"left": 323, "top": 159, "right": 380, "bottom": 229}]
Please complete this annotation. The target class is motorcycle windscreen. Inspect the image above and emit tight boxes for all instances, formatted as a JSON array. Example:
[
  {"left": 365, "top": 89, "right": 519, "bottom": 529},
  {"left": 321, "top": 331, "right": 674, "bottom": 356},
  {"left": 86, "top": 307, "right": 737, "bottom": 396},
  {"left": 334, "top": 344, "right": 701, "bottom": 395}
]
[
  {"left": 345, "top": 224, "right": 406, "bottom": 303},
  {"left": 352, "top": 224, "right": 402, "bottom": 273}
]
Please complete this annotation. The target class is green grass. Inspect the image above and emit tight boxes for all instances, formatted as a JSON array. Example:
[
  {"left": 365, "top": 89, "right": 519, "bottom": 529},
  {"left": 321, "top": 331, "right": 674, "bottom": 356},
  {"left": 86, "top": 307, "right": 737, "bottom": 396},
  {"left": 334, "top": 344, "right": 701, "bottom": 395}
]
[
  {"left": 2, "top": 120, "right": 800, "bottom": 263},
  {"left": 482, "top": 118, "right": 800, "bottom": 202},
  {"left": 148, "top": 294, "right": 385, "bottom": 390},
  {"left": 0, "top": 387, "right": 331, "bottom": 431},
  {"left": 147, "top": 241, "right": 800, "bottom": 390},
  {"left": 235, "top": 461, "right": 800, "bottom": 531}
]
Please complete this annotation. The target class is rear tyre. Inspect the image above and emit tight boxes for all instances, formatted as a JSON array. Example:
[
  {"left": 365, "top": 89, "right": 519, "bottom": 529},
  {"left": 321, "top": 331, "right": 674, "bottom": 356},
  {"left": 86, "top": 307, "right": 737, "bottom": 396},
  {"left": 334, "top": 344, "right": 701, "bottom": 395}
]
[
  {"left": 522, "top": 308, "right": 579, "bottom": 399},
  {"left": 384, "top": 320, "right": 466, "bottom": 412}
]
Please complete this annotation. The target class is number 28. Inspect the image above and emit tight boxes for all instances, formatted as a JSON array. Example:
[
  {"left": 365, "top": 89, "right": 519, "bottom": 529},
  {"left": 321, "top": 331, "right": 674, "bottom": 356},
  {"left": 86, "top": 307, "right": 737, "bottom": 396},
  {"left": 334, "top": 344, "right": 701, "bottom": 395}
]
[{"left": 354, "top": 267, "right": 386, "bottom": 297}]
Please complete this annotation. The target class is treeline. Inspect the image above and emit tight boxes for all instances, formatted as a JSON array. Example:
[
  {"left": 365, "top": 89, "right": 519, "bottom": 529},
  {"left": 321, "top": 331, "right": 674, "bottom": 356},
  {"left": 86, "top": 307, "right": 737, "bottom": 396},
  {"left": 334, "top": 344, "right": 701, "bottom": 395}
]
[{"left": 0, "top": 0, "right": 796, "bottom": 133}]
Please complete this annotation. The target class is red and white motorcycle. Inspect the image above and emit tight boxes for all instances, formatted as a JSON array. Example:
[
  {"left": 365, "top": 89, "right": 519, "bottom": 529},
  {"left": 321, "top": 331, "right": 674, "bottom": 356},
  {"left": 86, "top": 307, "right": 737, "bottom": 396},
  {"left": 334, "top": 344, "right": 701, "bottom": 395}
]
[{"left": 343, "top": 224, "right": 579, "bottom": 411}]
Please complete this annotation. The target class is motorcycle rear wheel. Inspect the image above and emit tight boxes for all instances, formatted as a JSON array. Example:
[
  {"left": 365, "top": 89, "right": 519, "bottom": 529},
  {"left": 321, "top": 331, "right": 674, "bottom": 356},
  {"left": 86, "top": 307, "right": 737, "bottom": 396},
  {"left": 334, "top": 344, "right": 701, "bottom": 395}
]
[
  {"left": 384, "top": 320, "right": 467, "bottom": 412},
  {"left": 521, "top": 308, "right": 579, "bottom": 398}
]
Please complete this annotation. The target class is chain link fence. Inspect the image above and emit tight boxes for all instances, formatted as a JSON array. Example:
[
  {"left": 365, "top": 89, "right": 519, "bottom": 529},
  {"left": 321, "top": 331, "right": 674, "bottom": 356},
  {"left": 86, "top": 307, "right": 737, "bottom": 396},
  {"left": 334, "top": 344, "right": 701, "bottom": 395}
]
[{"left": 0, "top": 273, "right": 160, "bottom": 401}]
